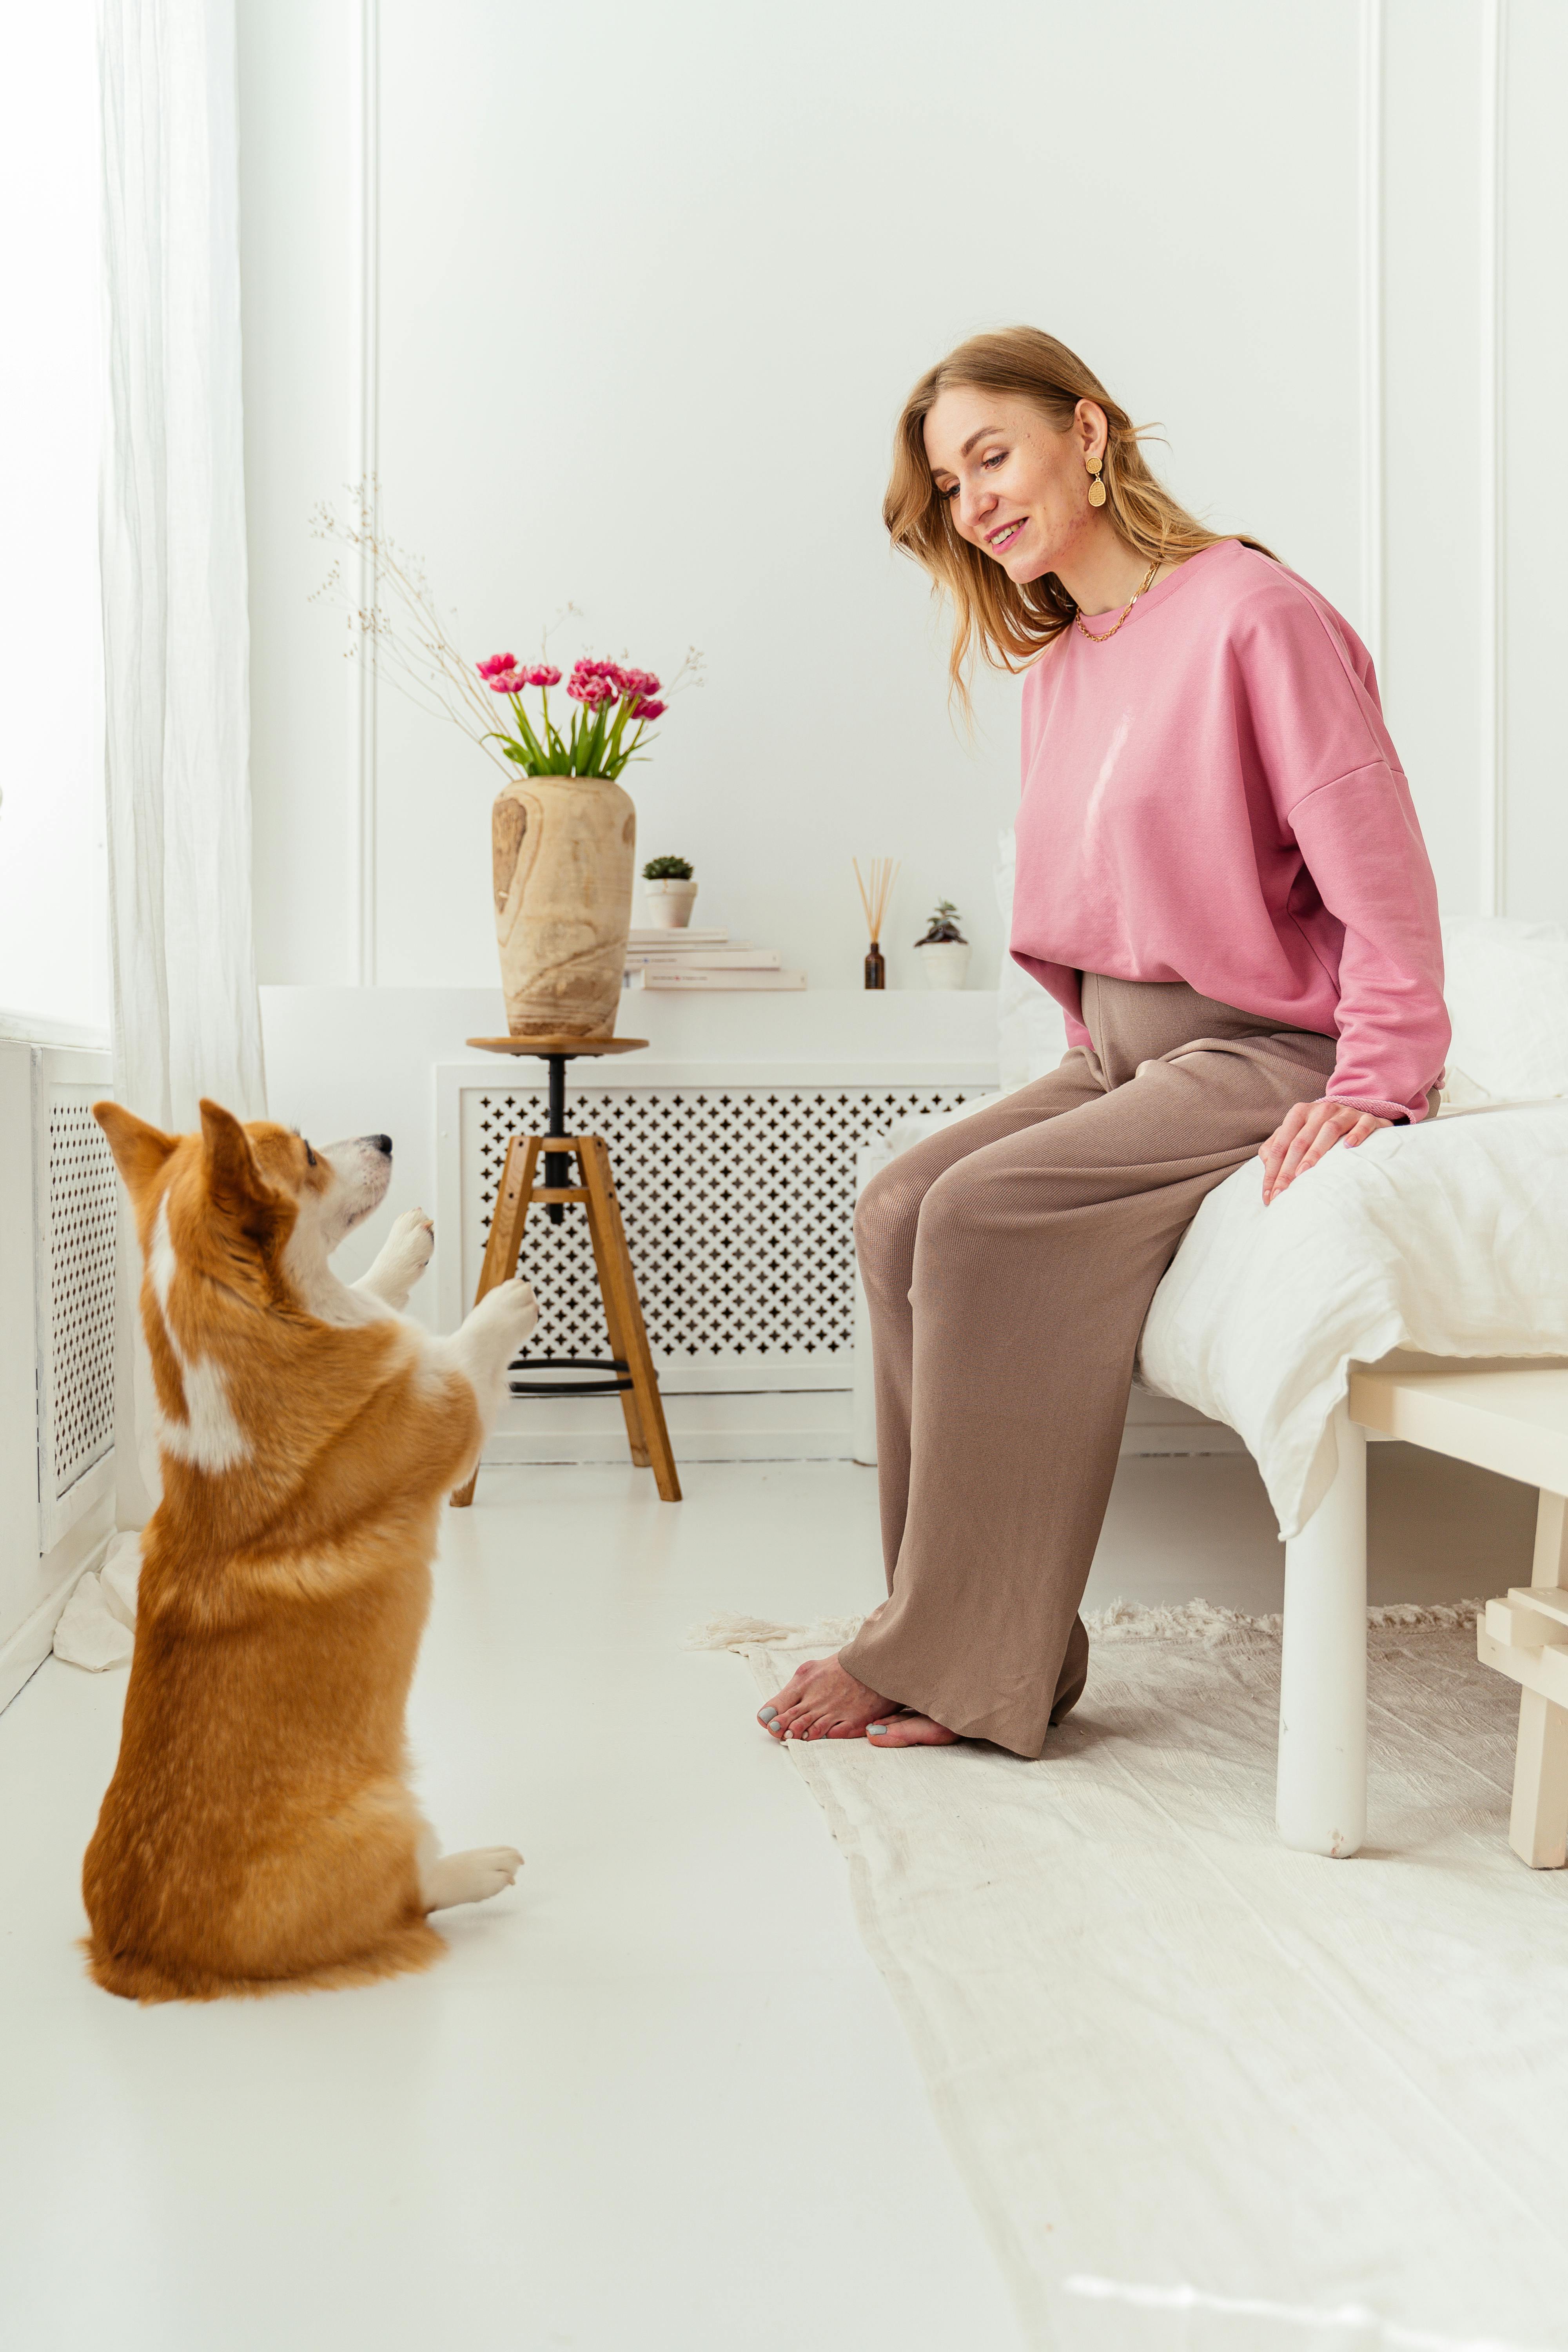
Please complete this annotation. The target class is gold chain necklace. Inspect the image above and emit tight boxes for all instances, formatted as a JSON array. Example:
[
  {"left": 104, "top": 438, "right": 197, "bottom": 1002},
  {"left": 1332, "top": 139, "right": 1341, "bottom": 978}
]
[{"left": 1074, "top": 561, "right": 1160, "bottom": 643}]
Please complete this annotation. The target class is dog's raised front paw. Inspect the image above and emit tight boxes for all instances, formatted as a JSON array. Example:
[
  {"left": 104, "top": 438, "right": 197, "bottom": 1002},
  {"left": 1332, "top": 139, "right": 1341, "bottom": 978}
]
[
  {"left": 483, "top": 1276, "right": 539, "bottom": 1345},
  {"left": 386, "top": 1207, "right": 436, "bottom": 1273}
]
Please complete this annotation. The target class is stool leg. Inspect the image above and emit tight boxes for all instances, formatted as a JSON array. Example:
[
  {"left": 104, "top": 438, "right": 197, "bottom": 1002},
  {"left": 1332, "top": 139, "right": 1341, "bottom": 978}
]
[
  {"left": 573, "top": 1145, "right": 651, "bottom": 1470},
  {"left": 450, "top": 1136, "right": 541, "bottom": 1509},
  {"left": 580, "top": 1136, "right": 681, "bottom": 1502}
]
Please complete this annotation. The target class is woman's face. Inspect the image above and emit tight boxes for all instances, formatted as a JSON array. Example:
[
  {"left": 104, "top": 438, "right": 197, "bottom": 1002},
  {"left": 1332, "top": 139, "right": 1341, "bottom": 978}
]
[{"left": 922, "top": 387, "right": 1104, "bottom": 584}]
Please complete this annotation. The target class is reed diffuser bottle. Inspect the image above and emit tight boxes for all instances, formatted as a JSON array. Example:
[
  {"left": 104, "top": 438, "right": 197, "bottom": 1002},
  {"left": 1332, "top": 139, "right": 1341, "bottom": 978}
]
[{"left": 854, "top": 857, "right": 899, "bottom": 991}]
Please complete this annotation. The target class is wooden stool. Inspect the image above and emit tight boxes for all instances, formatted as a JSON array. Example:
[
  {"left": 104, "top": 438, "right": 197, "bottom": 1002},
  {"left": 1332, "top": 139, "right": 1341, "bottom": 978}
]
[{"left": 450, "top": 1034, "right": 681, "bottom": 1507}]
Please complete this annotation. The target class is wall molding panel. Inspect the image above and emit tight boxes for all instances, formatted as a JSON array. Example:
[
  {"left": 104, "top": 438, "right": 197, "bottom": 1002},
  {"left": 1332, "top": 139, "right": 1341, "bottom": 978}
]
[
  {"left": 1479, "top": 0, "right": 1508, "bottom": 916},
  {"left": 239, "top": 2, "right": 1568, "bottom": 984},
  {"left": 1358, "top": 0, "right": 1385, "bottom": 683}
]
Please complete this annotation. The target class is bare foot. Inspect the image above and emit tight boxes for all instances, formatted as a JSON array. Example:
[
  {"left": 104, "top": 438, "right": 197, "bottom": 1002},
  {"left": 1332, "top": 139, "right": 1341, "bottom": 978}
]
[
  {"left": 866, "top": 1711, "right": 956, "bottom": 1748},
  {"left": 757, "top": 1653, "right": 905, "bottom": 1742}
]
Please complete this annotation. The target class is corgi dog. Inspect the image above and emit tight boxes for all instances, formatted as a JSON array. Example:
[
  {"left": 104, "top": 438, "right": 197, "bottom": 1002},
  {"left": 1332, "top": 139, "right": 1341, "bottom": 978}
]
[{"left": 83, "top": 1098, "right": 539, "bottom": 2002}]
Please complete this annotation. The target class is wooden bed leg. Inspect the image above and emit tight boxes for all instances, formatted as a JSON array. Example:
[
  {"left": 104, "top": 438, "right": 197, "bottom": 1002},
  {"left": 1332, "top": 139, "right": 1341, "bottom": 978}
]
[
  {"left": 1276, "top": 1404, "right": 1367, "bottom": 1858},
  {"left": 1510, "top": 1688, "right": 1568, "bottom": 1867},
  {"left": 1508, "top": 1490, "right": 1568, "bottom": 1865}
]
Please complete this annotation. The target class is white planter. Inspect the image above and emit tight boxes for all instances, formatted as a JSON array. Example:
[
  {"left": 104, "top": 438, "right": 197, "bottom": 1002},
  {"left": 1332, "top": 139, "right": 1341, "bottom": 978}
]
[
  {"left": 917, "top": 940, "right": 971, "bottom": 990},
  {"left": 644, "top": 878, "right": 698, "bottom": 929}
]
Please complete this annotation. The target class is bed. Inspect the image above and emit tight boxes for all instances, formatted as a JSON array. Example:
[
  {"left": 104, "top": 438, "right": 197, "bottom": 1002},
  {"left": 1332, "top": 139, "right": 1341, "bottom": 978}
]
[{"left": 855, "top": 834, "right": 1568, "bottom": 1853}]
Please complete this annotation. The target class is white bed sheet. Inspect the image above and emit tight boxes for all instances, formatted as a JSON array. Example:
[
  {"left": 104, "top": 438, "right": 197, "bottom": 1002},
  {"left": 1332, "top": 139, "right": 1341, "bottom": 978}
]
[{"left": 1140, "top": 1100, "right": 1568, "bottom": 1537}]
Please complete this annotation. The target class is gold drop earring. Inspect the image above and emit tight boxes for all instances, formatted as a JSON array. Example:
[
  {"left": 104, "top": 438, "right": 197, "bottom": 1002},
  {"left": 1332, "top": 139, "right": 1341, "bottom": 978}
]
[{"left": 1086, "top": 456, "right": 1107, "bottom": 508}]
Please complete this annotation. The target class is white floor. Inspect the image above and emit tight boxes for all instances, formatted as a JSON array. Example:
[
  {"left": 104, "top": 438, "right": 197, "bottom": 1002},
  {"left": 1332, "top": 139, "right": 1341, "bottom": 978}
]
[{"left": 0, "top": 1447, "right": 1536, "bottom": 2352}]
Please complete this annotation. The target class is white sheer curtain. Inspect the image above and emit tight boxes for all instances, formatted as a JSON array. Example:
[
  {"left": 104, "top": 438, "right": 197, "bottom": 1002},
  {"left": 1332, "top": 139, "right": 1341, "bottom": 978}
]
[{"left": 98, "top": 0, "right": 266, "bottom": 1521}]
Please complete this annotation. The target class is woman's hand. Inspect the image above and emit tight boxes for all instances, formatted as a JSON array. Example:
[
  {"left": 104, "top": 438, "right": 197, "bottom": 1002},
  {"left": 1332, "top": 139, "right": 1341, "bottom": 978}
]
[{"left": 1258, "top": 1100, "right": 1392, "bottom": 1205}]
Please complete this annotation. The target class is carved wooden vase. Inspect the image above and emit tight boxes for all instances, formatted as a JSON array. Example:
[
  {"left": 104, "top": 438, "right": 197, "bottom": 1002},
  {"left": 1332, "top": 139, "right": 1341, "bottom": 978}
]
[{"left": 490, "top": 773, "right": 637, "bottom": 1037}]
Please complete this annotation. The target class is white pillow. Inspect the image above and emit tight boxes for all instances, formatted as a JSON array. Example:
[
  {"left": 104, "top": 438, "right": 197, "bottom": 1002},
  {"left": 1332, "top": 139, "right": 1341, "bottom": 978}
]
[
  {"left": 1440, "top": 915, "right": 1568, "bottom": 1103},
  {"left": 994, "top": 828, "right": 1068, "bottom": 1091}
]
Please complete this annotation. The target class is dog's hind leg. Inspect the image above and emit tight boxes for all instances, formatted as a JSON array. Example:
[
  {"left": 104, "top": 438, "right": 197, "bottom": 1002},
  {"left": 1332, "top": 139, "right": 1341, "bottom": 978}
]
[{"left": 416, "top": 1825, "right": 523, "bottom": 1913}]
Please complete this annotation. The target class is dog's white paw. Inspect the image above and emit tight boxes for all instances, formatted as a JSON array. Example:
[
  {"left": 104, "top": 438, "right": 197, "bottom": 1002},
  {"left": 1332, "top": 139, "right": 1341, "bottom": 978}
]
[
  {"left": 487, "top": 1276, "right": 539, "bottom": 1344},
  {"left": 385, "top": 1207, "right": 436, "bottom": 1276},
  {"left": 422, "top": 1844, "right": 524, "bottom": 1911}
]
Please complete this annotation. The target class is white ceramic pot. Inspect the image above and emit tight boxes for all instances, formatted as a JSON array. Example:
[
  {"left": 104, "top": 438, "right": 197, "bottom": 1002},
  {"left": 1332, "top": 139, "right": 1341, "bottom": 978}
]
[
  {"left": 918, "top": 940, "right": 971, "bottom": 990},
  {"left": 643, "top": 878, "right": 698, "bottom": 929},
  {"left": 491, "top": 772, "right": 636, "bottom": 1036}
]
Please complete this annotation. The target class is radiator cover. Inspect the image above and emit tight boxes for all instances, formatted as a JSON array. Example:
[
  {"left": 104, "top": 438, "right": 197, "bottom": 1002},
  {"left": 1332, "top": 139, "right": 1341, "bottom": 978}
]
[
  {"left": 31, "top": 1047, "right": 117, "bottom": 1551},
  {"left": 452, "top": 1074, "right": 980, "bottom": 1388}
]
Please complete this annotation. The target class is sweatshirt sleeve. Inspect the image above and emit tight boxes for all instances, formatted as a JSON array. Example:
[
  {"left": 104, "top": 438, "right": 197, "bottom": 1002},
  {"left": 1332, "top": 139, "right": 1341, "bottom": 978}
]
[{"left": 1286, "top": 761, "right": 1450, "bottom": 1122}]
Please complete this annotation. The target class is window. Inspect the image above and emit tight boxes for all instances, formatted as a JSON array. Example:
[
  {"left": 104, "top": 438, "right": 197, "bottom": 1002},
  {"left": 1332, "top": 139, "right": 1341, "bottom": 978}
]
[{"left": 0, "top": 2, "right": 108, "bottom": 1035}]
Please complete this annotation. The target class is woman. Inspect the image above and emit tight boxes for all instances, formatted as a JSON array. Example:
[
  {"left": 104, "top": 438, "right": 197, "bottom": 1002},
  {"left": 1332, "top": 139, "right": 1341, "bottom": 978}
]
[{"left": 759, "top": 327, "right": 1448, "bottom": 1757}]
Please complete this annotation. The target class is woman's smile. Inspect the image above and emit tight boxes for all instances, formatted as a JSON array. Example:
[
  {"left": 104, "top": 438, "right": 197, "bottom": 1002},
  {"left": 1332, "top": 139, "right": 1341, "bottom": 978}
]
[{"left": 987, "top": 516, "right": 1028, "bottom": 551}]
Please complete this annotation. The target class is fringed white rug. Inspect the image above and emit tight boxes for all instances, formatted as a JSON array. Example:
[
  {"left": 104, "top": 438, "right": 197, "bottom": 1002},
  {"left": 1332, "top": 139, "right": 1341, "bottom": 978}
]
[{"left": 689, "top": 1601, "right": 1568, "bottom": 2352}]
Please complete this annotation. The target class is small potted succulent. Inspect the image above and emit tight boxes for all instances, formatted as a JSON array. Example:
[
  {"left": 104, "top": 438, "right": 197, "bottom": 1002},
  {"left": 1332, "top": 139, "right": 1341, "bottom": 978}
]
[
  {"left": 643, "top": 853, "right": 698, "bottom": 929},
  {"left": 914, "top": 899, "right": 970, "bottom": 989}
]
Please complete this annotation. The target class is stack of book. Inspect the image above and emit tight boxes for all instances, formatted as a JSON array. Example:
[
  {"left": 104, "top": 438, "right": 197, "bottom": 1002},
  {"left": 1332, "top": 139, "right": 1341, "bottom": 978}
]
[{"left": 623, "top": 928, "right": 805, "bottom": 992}]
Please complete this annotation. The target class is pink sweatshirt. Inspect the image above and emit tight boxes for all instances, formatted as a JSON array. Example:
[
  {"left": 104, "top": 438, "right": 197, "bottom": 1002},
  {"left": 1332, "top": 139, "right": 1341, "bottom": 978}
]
[{"left": 1012, "top": 539, "right": 1448, "bottom": 1123}]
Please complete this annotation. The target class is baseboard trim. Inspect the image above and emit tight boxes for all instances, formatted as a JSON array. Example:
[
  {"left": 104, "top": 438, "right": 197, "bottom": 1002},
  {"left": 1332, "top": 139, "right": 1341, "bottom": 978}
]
[
  {"left": 0, "top": 1533, "right": 112, "bottom": 1716},
  {"left": 485, "top": 1435, "right": 866, "bottom": 1466},
  {"left": 480, "top": 1388, "right": 1250, "bottom": 1468},
  {"left": 485, "top": 1385, "right": 855, "bottom": 1466}
]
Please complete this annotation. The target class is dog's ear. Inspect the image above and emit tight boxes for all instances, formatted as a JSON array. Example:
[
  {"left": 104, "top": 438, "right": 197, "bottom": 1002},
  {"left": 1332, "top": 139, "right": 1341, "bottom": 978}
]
[
  {"left": 198, "top": 1099, "right": 283, "bottom": 1234},
  {"left": 94, "top": 1103, "right": 178, "bottom": 1198}
]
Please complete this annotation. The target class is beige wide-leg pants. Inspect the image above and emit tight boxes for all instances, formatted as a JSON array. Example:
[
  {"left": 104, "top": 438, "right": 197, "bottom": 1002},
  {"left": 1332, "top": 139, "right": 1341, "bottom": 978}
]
[{"left": 842, "top": 973, "right": 1346, "bottom": 1759}]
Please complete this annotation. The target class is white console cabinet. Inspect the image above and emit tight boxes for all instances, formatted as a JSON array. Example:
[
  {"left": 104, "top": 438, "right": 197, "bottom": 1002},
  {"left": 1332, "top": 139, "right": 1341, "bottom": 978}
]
[{"left": 260, "top": 985, "right": 998, "bottom": 1464}]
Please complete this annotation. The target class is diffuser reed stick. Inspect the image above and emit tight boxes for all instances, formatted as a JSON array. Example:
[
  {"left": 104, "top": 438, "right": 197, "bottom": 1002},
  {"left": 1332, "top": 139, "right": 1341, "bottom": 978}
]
[{"left": 853, "top": 857, "right": 900, "bottom": 990}]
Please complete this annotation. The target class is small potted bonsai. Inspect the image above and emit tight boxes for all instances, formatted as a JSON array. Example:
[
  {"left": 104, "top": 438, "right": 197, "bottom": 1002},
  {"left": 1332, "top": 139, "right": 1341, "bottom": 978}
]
[
  {"left": 913, "top": 899, "right": 969, "bottom": 989},
  {"left": 643, "top": 853, "right": 698, "bottom": 929}
]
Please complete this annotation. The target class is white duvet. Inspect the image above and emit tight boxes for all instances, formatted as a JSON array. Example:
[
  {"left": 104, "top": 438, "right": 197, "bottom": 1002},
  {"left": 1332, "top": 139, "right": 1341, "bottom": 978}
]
[{"left": 1140, "top": 1100, "right": 1568, "bottom": 1537}]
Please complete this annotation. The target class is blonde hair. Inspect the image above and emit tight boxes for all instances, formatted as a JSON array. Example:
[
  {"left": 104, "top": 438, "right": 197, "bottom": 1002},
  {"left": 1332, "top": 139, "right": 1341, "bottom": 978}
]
[{"left": 884, "top": 326, "right": 1276, "bottom": 703}]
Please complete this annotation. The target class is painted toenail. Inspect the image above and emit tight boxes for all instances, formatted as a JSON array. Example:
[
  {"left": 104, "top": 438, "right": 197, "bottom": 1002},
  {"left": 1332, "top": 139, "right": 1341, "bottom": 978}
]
[{"left": 759, "top": 1706, "right": 777, "bottom": 1723}]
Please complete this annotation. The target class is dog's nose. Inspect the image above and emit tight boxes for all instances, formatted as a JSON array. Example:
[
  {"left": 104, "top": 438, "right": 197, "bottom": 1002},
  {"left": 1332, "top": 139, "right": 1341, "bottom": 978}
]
[{"left": 371, "top": 1134, "right": 392, "bottom": 1156}]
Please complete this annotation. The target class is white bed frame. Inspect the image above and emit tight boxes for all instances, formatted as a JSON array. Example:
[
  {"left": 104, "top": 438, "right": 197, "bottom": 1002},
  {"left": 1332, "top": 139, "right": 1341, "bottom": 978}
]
[
  {"left": 860, "top": 1110, "right": 1563, "bottom": 1863},
  {"left": 1275, "top": 1399, "right": 1372, "bottom": 1856},
  {"left": 1284, "top": 1359, "right": 1568, "bottom": 1862}
]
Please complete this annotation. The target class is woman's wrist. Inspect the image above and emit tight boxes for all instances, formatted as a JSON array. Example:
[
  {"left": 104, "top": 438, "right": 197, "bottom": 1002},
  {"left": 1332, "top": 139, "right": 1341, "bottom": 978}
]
[{"left": 1324, "top": 1094, "right": 1408, "bottom": 1126}]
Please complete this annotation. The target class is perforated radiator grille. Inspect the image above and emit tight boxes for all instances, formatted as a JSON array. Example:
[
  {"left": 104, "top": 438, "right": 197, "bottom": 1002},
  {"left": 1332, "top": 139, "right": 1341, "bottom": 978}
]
[
  {"left": 467, "top": 1085, "right": 973, "bottom": 1364},
  {"left": 45, "top": 1096, "right": 118, "bottom": 1494}
]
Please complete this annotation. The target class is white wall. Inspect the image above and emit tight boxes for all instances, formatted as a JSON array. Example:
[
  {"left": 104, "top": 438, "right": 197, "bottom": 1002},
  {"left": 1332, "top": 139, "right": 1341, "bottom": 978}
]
[{"left": 238, "top": 0, "right": 1568, "bottom": 1006}]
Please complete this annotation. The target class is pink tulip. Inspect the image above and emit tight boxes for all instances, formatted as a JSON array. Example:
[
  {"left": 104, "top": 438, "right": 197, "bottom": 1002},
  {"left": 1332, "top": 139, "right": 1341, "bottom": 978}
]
[
  {"left": 632, "top": 697, "right": 666, "bottom": 722},
  {"left": 524, "top": 663, "right": 562, "bottom": 688},
  {"left": 623, "top": 667, "right": 661, "bottom": 698},
  {"left": 477, "top": 652, "right": 519, "bottom": 679},
  {"left": 566, "top": 674, "right": 614, "bottom": 706},
  {"left": 484, "top": 667, "right": 527, "bottom": 695}
]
